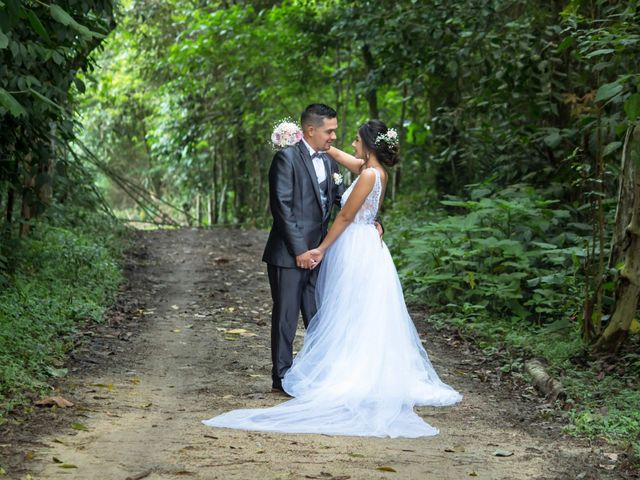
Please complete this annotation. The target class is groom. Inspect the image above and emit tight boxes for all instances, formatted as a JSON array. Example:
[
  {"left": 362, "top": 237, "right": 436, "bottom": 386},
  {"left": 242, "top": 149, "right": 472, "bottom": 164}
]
[{"left": 262, "top": 104, "right": 344, "bottom": 393}]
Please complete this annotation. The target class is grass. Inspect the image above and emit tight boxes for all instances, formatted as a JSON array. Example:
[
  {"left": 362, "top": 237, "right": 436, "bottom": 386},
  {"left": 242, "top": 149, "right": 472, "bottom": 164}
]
[{"left": 0, "top": 209, "right": 124, "bottom": 418}]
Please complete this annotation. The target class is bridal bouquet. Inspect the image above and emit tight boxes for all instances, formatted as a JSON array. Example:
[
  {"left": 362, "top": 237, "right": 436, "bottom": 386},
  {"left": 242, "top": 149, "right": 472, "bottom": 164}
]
[{"left": 271, "top": 119, "right": 302, "bottom": 149}]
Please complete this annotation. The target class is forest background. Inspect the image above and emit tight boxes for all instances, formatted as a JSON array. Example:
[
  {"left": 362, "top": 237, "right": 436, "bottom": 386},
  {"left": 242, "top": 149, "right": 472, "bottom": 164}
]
[{"left": 1, "top": 0, "right": 639, "bottom": 468}]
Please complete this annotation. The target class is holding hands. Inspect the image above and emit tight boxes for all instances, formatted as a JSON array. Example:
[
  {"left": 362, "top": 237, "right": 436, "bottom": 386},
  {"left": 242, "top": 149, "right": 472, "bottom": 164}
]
[
  {"left": 296, "top": 224, "right": 382, "bottom": 270},
  {"left": 295, "top": 251, "right": 316, "bottom": 269},
  {"left": 308, "top": 249, "right": 324, "bottom": 269},
  {"left": 295, "top": 249, "right": 324, "bottom": 270}
]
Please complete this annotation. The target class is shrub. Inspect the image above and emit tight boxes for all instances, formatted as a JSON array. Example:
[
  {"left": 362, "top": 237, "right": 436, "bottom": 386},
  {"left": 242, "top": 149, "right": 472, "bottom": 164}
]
[{"left": 0, "top": 215, "right": 122, "bottom": 416}]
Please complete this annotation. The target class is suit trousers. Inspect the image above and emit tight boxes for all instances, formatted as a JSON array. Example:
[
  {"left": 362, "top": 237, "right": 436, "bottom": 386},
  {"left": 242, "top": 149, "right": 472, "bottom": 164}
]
[{"left": 267, "top": 264, "right": 319, "bottom": 386}]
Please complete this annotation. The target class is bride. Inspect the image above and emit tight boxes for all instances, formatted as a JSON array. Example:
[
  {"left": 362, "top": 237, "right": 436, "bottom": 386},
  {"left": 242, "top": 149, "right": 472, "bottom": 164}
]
[{"left": 203, "top": 120, "right": 462, "bottom": 438}]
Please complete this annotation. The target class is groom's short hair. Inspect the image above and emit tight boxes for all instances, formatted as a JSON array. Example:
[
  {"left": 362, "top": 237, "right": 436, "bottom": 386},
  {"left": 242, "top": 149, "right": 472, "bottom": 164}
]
[{"left": 301, "top": 104, "right": 337, "bottom": 129}]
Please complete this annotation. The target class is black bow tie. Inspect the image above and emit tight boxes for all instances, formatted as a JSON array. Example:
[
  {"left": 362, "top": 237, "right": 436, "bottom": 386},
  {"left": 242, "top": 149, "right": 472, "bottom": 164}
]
[{"left": 311, "top": 152, "right": 323, "bottom": 159}]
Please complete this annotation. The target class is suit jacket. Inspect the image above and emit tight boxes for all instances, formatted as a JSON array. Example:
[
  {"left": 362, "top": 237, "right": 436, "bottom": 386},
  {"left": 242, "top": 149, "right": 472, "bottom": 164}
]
[{"left": 262, "top": 141, "right": 344, "bottom": 268}]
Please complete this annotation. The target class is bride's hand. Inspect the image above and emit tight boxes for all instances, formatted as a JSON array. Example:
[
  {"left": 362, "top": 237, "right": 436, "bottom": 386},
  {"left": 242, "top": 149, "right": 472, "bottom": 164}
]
[{"left": 309, "top": 249, "right": 324, "bottom": 269}]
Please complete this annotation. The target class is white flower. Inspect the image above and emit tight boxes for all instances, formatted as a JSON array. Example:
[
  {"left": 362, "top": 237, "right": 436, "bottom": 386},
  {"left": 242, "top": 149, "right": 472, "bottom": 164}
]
[
  {"left": 332, "top": 172, "right": 343, "bottom": 185},
  {"left": 270, "top": 119, "right": 303, "bottom": 149},
  {"left": 375, "top": 128, "right": 399, "bottom": 147}
]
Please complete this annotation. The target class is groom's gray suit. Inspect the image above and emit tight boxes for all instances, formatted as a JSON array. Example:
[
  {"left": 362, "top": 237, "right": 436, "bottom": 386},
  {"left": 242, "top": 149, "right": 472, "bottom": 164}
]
[{"left": 262, "top": 140, "right": 344, "bottom": 388}]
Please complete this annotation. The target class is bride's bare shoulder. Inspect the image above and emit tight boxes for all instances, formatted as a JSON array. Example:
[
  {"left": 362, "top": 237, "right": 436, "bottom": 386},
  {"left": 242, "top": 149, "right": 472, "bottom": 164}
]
[{"left": 358, "top": 168, "right": 377, "bottom": 181}]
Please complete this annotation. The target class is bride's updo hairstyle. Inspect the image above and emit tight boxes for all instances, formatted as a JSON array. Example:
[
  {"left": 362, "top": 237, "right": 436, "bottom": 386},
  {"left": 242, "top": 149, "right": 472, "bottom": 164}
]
[{"left": 358, "top": 119, "right": 400, "bottom": 167}]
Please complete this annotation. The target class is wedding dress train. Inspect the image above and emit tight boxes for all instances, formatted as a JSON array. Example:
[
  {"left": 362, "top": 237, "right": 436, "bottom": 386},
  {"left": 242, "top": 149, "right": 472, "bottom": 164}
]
[{"left": 203, "top": 168, "right": 462, "bottom": 437}]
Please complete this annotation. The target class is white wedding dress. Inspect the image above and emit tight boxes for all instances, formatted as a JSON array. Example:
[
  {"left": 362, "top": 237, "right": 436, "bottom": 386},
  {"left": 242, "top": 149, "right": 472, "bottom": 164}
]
[{"left": 203, "top": 168, "right": 462, "bottom": 437}]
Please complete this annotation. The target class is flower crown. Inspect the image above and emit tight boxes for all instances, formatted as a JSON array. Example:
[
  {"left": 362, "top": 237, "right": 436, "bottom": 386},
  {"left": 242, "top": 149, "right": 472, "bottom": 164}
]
[
  {"left": 270, "top": 119, "right": 303, "bottom": 150},
  {"left": 374, "top": 128, "right": 399, "bottom": 147}
]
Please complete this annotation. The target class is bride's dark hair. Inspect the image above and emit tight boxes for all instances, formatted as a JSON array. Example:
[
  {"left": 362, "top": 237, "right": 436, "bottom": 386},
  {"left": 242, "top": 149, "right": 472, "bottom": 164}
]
[{"left": 358, "top": 119, "right": 400, "bottom": 167}]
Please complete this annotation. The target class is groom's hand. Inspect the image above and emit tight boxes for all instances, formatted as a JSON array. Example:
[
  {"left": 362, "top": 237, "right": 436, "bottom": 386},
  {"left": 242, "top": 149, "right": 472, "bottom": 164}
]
[{"left": 296, "top": 251, "right": 315, "bottom": 270}]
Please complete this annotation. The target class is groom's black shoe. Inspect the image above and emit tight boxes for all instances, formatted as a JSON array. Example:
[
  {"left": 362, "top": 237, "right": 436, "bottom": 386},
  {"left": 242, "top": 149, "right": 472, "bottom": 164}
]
[
  {"left": 272, "top": 377, "right": 284, "bottom": 390},
  {"left": 271, "top": 386, "right": 293, "bottom": 398},
  {"left": 271, "top": 378, "right": 292, "bottom": 397}
]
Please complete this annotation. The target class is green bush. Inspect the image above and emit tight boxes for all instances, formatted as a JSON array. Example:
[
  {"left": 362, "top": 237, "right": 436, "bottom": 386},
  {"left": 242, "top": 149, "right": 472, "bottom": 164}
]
[
  {"left": 391, "top": 184, "right": 589, "bottom": 325},
  {"left": 386, "top": 186, "right": 639, "bottom": 463},
  {"left": 0, "top": 214, "right": 123, "bottom": 416}
]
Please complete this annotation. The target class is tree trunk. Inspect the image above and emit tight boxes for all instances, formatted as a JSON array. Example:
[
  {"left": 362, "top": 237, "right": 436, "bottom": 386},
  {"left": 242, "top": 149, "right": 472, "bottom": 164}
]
[
  {"left": 195, "top": 193, "right": 202, "bottom": 226},
  {"left": 38, "top": 122, "right": 56, "bottom": 207},
  {"left": 524, "top": 359, "right": 566, "bottom": 401},
  {"left": 6, "top": 187, "right": 14, "bottom": 224},
  {"left": 208, "top": 194, "right": 214, "bottom": 227},
  {"left": 19, "top": 153, "right": 35, "bottom": 238},
  {"left": 361, "top": 44, "right": 378, "bottom": 119},
  {"left": 210, "top": 145, "right": 218, "bottom": 225},
  {"left": 594, "top": 126, "right": 640, "bottom": 352},
  {"left": 6, "top": 156, "right": 18, "bottom": 224},
  {"left": 392, "top": 82, "right": 408, "bottom": 202},
  {"left": 20, "top": 184, "right": 33, "bottom": 237}
]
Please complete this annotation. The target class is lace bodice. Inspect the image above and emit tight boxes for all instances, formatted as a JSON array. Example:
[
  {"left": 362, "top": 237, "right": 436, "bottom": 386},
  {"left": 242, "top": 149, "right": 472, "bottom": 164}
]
[{"left": 341, "top": 168, "right": 382, "bottom": 224}]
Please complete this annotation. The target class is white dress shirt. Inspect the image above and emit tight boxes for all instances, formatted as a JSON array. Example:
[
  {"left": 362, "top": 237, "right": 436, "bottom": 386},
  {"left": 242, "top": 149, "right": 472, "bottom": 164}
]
[{"left": 301, "top": 138, "right": 327, "bottom": 184}]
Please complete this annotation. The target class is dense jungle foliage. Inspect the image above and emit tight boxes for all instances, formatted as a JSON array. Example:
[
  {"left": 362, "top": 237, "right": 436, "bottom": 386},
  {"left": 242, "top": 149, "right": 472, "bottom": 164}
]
[{"left": 1, "top": 0, "right": 639, "bottom": 462}]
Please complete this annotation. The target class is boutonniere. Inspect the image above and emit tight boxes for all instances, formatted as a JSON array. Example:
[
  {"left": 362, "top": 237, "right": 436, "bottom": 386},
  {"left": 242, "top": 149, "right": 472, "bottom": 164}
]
[{"left": 332, "top": 173, "right": 343, "bottom": 185}]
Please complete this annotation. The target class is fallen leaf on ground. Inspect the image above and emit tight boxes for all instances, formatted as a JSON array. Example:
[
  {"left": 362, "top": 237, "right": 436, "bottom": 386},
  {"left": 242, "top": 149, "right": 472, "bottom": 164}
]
[
  {"left": 469, "top": 471, "right": 478, "bottom": 477},
  {"left": 604, "top": 453, "right": 618, "bottom": 461},
  {"left": 71, "top": 423, "right": 89, "bottom": 431},
  {"left": 171, "top": 305, "right": 180, "bottom": 310},
  {"left": 377, "top": 466, "right": 397, "bottom": 472},
  {"left": 126, "top": 469, "right": 153, "bottom": 480},
  {"left": 226, "top": 328, "right": 246, "bottom": 334},
  {"left": 45, "top": 367, "right": 68, "bottom": 378},
  {"left": 92, "top": 383, "right": 114, "bottom": 392},
  {"left": 305, "top": 476, "right": 350, "bottom": 480},
  {"left": 445, "top": 444, "right": 465, "bottom": 453},
  {"left": 35, "top": 396, "right": 74, "bottom": 408},
  {"left": 599, "top": 464, "right": 616, "bottom": 470},
  {"left": 493, "top": 449, "right": 514, "bottom": 457},
  {"left": 52, "top": 457, "right": 63, "bottom": 463},
  {"left": 58, "top": 464, "right": 77, "bottom": 469}
]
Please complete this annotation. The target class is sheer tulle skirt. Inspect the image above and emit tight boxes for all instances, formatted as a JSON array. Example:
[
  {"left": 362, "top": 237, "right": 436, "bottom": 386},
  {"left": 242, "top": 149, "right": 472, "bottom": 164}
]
[{"left": 203, "top": 223, "right": 462, "bottom": 437}]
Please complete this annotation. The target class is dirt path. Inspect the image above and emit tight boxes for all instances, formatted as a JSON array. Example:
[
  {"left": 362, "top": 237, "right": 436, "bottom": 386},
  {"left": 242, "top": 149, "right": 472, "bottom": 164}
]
[{"left": 0, "top": 229, "right": 630, "bottom": 480}]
